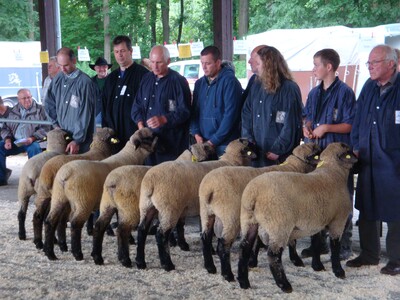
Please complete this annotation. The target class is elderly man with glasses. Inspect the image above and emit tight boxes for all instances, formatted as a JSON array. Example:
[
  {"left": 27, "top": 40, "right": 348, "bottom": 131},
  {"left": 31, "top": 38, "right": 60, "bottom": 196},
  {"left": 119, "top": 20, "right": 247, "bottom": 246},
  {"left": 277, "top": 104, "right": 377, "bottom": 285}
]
[{"left": 0, "top": 88, "right": 50, "bottom": 186}]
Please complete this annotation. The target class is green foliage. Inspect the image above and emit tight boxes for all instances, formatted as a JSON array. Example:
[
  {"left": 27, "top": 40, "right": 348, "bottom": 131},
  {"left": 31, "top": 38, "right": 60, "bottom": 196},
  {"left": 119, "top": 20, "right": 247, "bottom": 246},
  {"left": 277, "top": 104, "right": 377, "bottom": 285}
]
[{"left": 0, "top": 0, "right": 39, "bottom": 41}]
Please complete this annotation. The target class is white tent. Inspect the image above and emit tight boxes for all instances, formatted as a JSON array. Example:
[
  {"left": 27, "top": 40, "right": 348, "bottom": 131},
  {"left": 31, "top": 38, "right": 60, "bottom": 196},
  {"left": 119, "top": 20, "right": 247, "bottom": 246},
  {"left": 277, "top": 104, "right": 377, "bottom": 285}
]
[{"left": 246, "top": 23, "right": 400, "bottom": 97}]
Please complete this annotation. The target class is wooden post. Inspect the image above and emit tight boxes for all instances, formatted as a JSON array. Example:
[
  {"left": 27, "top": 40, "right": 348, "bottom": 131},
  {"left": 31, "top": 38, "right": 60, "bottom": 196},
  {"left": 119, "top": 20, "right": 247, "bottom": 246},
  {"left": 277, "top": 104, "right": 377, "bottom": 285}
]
[{"left": 213, "top": 0, "right": 233, "bottom": 61}]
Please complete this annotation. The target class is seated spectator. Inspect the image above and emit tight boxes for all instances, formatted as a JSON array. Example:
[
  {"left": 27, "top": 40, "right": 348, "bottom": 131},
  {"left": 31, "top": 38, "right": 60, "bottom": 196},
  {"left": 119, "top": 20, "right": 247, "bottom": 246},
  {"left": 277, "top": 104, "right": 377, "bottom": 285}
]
[
  {"left": 0, "top": 96, "right": 11, "bottom": 134},
  {"left": 0, "top": 89, "right": 50, "bottom": 186}
]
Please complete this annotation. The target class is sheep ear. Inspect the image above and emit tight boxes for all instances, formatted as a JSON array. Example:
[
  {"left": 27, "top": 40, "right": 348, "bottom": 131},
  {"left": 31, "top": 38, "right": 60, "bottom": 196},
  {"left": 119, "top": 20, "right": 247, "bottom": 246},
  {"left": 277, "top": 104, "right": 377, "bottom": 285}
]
[
  {"left": 239, "top": 138, "right": 249, "bottom": 146},
  {"left": 306, "top": 154, "right": 320, "bottom": 165},
  {"left": 65, "top": 134, "right": 72, "bottom": 141},
  {"left": 339, "top": 151, "right": 358, "bottom": 164},
  {"left": 133, "top": 139, "right": 141, "bottom": 150}
]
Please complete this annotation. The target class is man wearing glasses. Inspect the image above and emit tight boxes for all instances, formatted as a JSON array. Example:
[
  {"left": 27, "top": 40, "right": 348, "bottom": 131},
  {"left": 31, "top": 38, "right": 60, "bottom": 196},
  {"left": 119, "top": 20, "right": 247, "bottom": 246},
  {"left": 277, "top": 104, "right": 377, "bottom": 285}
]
[
  {"left": 347, "top": 45, "right": 400, "bottom": 276},
  {"left": 0, "top": 88, "right": 49, "bottom": 186}
]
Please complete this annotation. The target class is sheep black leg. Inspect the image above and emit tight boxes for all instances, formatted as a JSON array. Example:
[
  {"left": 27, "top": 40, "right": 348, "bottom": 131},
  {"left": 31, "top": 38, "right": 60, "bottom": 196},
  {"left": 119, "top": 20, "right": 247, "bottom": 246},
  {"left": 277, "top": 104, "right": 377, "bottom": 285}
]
[
  {"left": 176, "top": 218, "right": 189, "bottom": 251},
  {"left": 237, "top": 224, "right": 258, "bottom": 289},
  {"left": 156, "top": 228, "right": 175, "bottom": 271},
  {"left": 288, "top": 239, "right": 304, "bottom": 267},
  {"left": 17, "top": 199, "right": 29, "bottom": 240},
  {"left": 86, "top": 213, "right": 95, "bottom": 236},
  {"left": 56, "top": 210, "right": 69, "bottom": 252},
  {"left": 135, "top": 207, "right": 157, "bottom": 270},
  {"left": 70, "top": 221, "right": 84, "bottom": 261},
  {"left": 268, "top": 247, "right": 293, "bottom": 293},
  {"left": 32, "top": 198, "right": 50, "bottom": 249},
  {"left": 311, "top": 232, "right": 325, "bottom": 271},
  {"left": 201, "top": 217, "right": 216, "bottom": 274},
  {"left": 91, "top": 209, "right": 115, "bottom": 265},
  {"left": 217, "top": 238, "right": 234, "bottom": 282},
  {"left": 249, "top": 236, "right": 266, "bottom": 268},
  {"left": 117, "top": 223, "right": 134, "bottom": 268},
  {"left": 43, "top": 218, "right": 58, "bottom": 260},
  {"left": 330, "top": 237, "right": 345, "bottom": 279}
]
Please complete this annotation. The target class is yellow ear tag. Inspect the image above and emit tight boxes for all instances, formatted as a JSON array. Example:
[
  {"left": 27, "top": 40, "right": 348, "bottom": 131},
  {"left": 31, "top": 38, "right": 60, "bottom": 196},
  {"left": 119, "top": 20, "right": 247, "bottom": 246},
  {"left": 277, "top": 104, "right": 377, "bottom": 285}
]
[
  {"left": 346, "top": 154, "right": 351, "bottom": 159},
  {"left": 279, "top": 161, "right": 288, "bottom": 166},
  {"left": 111, "top": 138, "right": 118, "bottom": 144},
  {"left": 192, "top": 155, "right": 198, "bottom": 162},
  {"left": 317, "top": 161, "right": 324, "bottom": 168},
  {"left": 314, "top": 155, "right": 319, "bottom": 159},
  {"left": 247, "top": 151, "right": 252, "bottom": 156}
]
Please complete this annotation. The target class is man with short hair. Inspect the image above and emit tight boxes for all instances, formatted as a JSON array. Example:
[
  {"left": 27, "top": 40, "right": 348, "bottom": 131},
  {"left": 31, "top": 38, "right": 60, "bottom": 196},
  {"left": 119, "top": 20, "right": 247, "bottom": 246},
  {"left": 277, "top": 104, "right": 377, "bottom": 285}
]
[
  {"left": 89, "top": 57, "right": 112, "bottom": 126},
  {"left": 46, "top": 47, "right": 96, "bottom": 154},
  {"left": 347, "top": 44, "right": 400, "bottom": 276},
  {"left": 302, "top": 48, "right": 356, "bottom": 260},
  {"left": 102, "top": 35, "right": 149, "bottom": 153},
  {"left": 132, "top": 45, "right": 191, "bottom": 165},
  {"left": 0, "top": 88, "right": 49, "bottom": 186},
  {"left": 41, "top": 56, "right": 61, "bottom": 107},
  {"left": 191, "top": 45, "right": 243, "bottom": 157}
]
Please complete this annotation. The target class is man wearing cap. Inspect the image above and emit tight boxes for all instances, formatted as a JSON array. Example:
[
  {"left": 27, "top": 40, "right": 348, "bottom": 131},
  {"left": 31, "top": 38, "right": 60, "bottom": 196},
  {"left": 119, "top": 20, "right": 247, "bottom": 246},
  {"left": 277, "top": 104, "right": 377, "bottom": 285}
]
[
  {"left": 90, "top": 57, "right": 112, "bottom": 126},
  {"left": 102, "top": 35, "right": 149, "bottom": 153}
]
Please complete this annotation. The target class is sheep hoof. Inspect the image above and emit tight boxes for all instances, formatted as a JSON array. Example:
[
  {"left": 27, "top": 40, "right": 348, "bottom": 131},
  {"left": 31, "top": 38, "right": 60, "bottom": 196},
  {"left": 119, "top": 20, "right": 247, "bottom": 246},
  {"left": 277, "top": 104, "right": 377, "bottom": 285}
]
[
  {"left": 121, "top": 259, "right": 132, "bottom": 268},
  {"left": 291, "top": 258, "right": 305, "bottom": 267},
  {"left": 334, "top": 269, "right": 345, "bottom": 279},
  {"left": 59, "top": 242, "right": 68, "bottom": 252},
  {"left": 279, "top": 283, "right": 293, "bottom": 293},
  {"left": 45, "top": 251, "right": 58, "bottom": 261},
  {"left": 135, "top": 260, "right": 147, "bottom": 270},
  {"left": 178, "top": 242, "right": 190, "bottom": 251},
  {"left": 311, "top": 261, "right": 325, "bottom": 272},
  {"left": 237, "top": 277, "right": 250, "bottom": 289},
  {"left": 34, "top": 239, "right": 44, "bottom": 250},
  {"left": 205, "top": 265, "right": 217, "bottom": 274},
  {"left": 162, "top": 262, "right": 175, "bottom": 272},
  {"left": 18, "top": 231, "right": 26, "bottom": 241},
  {"left": 92, "top": 255, "right": 104, "bottom": 265},
  {"left": 222, "top": 272, "right": 235, "bottom": 282},
  {"left": 73, "top": 252, "right": 84, "bottom": 261}
]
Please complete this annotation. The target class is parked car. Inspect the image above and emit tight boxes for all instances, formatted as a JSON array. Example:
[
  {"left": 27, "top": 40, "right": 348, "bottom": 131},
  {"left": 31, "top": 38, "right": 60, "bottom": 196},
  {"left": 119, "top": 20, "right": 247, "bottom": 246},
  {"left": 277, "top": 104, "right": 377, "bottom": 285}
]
[
  {"left": 169, "top": 60, "right": 204, "bottom": 91},
  {"left": 0, "top": 95, "right": 39, "bottom": 108}
]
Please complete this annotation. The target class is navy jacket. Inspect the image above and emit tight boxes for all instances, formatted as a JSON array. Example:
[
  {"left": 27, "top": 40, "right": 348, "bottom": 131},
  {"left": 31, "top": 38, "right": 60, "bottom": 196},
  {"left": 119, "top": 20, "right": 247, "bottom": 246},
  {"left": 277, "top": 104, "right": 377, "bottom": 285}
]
[{"left": 190, "top": 66, "right": 243, "bottom": 147}]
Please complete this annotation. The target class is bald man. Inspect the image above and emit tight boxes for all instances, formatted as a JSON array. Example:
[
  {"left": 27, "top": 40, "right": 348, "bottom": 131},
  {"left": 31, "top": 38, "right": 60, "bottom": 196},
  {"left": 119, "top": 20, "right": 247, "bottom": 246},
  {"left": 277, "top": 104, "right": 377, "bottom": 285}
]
[{"left": 132, "top": 45, "right": 191, "bottom": 165}]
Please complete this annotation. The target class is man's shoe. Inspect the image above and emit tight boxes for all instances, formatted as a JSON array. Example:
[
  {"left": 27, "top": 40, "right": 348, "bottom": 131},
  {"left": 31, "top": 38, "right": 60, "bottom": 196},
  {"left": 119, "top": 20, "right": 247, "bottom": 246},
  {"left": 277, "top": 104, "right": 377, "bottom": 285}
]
[
  {"left": 301, "top": 245, "right": 329, "bottom": 258},
  {"left": 346, "top": 256, "right": 379, "bottom": 268},
  {"left": 0, "top": 180, "right": 7, "bottom": 186},
  {"left": 380, "top": 262, "right": 400, "bottom": 276}
]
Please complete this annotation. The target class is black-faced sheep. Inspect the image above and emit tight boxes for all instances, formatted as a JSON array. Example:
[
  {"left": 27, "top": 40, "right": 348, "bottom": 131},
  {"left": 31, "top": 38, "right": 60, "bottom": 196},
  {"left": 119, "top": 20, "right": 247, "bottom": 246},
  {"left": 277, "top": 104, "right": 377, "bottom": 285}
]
[
  {"left": 91, "top": 143, "right": 214, "bottom": 267},
  {"left": 31, "top": 127, "right": 117, "bottom": 249},
  {"left": 199, "top": 142, "right": 321, "bottom": 281},
  {"left": 43, "top": 128, "right": 158, "bottom": 261},
  {"left": 17, "top": 128, "right": 71, "bottom": 240},
  {"left": 237, "top": 142, "right": 357, "bottom": 293},
  {"left": 135, "top": 138, "right": 257, "bottom": 272}
]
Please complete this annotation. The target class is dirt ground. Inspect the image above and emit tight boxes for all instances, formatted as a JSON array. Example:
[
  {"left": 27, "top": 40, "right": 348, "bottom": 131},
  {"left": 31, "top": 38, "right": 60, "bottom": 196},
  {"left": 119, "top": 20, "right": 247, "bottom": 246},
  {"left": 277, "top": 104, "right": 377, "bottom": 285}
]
[{"left": 0, "top": 154, "right": 399, "bottom": 299}]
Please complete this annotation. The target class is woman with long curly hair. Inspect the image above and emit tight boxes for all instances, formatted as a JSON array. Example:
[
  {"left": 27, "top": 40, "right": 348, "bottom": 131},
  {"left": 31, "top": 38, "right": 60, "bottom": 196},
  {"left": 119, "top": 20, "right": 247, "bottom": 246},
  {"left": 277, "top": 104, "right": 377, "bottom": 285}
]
[{"left": 241, "top": 46, "right": 303, "bottom": 167}]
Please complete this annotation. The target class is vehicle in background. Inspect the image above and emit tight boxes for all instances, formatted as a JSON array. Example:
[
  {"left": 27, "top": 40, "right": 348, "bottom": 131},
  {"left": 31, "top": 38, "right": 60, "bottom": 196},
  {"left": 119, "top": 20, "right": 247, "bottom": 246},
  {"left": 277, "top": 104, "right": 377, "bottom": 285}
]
[{"left": 169, "top": 60, "right": 204, "bottom": 91}]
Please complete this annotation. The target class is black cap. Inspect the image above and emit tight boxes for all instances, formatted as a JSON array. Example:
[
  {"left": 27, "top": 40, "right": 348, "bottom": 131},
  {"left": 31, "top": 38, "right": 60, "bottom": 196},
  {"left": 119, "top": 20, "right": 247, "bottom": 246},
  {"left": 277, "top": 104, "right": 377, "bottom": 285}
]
[{"left": 89, "top": 57, "right": 112, "bottom": 70}]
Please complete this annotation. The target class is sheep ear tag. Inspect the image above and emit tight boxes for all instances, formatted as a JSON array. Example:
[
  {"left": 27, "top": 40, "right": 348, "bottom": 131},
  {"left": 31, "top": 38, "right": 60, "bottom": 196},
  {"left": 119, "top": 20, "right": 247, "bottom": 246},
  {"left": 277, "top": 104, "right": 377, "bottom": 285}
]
[
  {"left": 279, "top": 161, "right": 288, "bottom": 166},
  {"left": 345, "top": 154, "right": 351, "bottom": 159},
  {"left": 316, "top": 160, "right": 324, "bottom": 168},
  {"left": 192, "top": 155, "right": 198, "bottom": 162}
]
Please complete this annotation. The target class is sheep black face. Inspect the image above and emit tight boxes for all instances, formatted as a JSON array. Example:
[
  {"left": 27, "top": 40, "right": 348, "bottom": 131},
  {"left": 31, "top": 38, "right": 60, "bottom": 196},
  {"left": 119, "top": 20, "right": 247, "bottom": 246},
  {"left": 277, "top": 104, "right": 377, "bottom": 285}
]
[
  {"left": 132, "top": 128, "right": 158, "bottom": 152},
  {"left": 238, "top": 139, "right": 258, "bottom": 160},
  {"left": 190, "top": 142, "right": 216, "bottom": 162},
  {"left": 320, "top": 142, "right": 357, "bottom": 169}
]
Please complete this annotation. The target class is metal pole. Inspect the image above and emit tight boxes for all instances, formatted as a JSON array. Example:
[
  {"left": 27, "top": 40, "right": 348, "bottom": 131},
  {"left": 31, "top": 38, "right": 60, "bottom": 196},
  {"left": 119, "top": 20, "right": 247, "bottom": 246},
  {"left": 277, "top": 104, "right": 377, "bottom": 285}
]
[{"left": 0, "top": 119, "right": 53, "bottom": 125}]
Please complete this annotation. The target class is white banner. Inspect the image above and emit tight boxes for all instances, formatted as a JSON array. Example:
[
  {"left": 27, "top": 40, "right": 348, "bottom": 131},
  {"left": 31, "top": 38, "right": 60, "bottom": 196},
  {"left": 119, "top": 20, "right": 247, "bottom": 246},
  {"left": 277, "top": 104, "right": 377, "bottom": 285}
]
[
  {"left": 190, "top": 41, "right": 204, "bottom": 56},
  {"left": 132, "top": 46, "right": 141, "bottom": 59},
  {"left": 233, "top": 40, "right": 248, "bottom": 55},
  {"left": 165, "top": 44, "right": 179, "bottom": 58},
  {"left": 77, "top": 48, "right": 90, "bottom": 61}
]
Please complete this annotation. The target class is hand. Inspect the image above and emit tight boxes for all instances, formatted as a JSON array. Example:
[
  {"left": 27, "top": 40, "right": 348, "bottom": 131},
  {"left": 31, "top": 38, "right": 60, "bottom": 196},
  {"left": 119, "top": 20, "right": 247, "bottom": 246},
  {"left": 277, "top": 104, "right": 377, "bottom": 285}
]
[
  {"left": 4, "top": 139, "right": 12, "bottom": 150},
  {"left": 266, "top": 152, "right": 279, "bottom": 161},
  {"left": 312, "top": 124, "right": 328, "bottom": 139},
  {"left": 194, "top": 134, "right": 204, "bottom": 144},
  {"left": 25, "top": 137, "right": 34, "bottom": 146},
  {"left": 302, "top": 126, "right": 314, "bottom": 139},
  {"left": 146, "top": 116, "right": 167, "bottom": 129},
  {"left": 65, "top": 140, "right": 80, "bottom": 154}
]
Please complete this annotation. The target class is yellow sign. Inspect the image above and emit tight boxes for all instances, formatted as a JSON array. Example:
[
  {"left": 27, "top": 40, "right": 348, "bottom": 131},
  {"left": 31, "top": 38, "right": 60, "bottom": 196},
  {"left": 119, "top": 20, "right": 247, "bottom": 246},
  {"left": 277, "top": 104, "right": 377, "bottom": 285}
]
[
  {"left": 40, "top": 51, "right": 49, "bottom": 63},
  {"left": 178, "top": 44, "right": 191, "bottom": 58}
]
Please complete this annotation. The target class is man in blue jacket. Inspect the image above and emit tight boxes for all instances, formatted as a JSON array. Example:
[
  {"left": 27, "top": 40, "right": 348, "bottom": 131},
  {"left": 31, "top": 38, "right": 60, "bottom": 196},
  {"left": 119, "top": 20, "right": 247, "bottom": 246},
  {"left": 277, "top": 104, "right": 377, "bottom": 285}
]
[
  {"left": 347, "top": 44, "right": 400, "bottom": 275},
  {"left": 190, "top": 46, "right": 243, "bottom": 157},
  {"left": 132, "top": 45, "right": 191, "bottom": 165}
]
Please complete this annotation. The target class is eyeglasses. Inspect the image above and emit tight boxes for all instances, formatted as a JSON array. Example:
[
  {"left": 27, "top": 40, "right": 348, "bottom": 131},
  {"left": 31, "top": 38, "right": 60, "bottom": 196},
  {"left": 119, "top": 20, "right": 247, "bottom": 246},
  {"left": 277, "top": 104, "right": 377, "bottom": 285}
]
[{"left": 365, "top": 59, "right": 387, "bottom": 67}]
